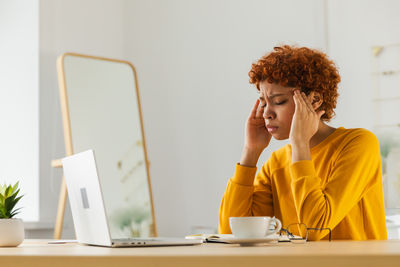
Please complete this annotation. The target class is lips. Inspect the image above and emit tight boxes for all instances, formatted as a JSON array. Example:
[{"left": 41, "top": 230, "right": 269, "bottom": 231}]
[{"left": 266, "top": 125, "right": 279, "bottom": 133}]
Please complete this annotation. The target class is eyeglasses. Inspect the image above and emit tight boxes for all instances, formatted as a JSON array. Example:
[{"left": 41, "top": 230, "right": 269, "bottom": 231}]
[{"left": 279, "top": 223, "right": 332, "bottom": 243}]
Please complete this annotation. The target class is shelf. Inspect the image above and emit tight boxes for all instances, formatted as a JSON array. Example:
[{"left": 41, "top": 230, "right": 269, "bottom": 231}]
[
  {"left": 373, "top": 123, "right": 400, "bottom": 128},
  {"left": 372, "top": 96, "right": 400, "bottom": 102},
  {"left": 371, "top": 70, "right": 400, "bottom": 76}
]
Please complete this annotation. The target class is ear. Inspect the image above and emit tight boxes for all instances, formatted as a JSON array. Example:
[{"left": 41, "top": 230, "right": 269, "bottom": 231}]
[{"left": 308, "top": 91, "right": 323, "bottom": 110}]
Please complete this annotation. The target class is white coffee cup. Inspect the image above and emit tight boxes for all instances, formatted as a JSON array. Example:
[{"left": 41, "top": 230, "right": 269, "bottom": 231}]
[{"left": 229, "top": 216, "right": 282, "bottom": 238}]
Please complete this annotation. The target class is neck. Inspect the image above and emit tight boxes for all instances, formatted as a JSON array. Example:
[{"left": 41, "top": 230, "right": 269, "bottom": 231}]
[{"left": 309, "top": 121, "right": 336, "bottom": 148}]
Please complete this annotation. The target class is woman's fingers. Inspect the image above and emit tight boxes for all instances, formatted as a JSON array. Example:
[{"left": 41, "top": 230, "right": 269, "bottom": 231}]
[
  {"left": 317, "top": 109, "right": 326, "bottom": 118},
  {"left": 249, "top": 99, "right": 265, "bottom": 120},
  {"left": 294, "top": 90, "right": 325, "bottom": 126},
  {"left": 293, "top": 90, "right": 302, "bottom": 112},
  {"left": 300, "top": 92, "right": 315, "bottom": 113},
  {"left": 249, "top": 99, "right": 260, "bottom": 119},
  {"left": 296, "top": 91, "right": 309, "bottom": 113},
  {"left": 255, "top": 99, "right": 264, "bottom": 118},
  {"left": 294, "top": 90, "right": 315, "bottom": 115},
  {"left": 301, "top": 92, "right": 325, "bottom": 119}
]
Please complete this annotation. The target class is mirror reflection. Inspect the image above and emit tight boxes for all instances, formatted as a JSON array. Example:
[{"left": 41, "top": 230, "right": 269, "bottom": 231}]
[{"left": 60, "top": 54, "right": 155, "bottom": 238}]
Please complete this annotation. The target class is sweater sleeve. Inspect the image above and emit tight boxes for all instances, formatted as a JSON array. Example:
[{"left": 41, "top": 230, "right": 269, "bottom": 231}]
[
  {"left": 218, "top": 163, "right": 274, "bottom": 234},
  {"left": 289, "top": 131, "right": 382, "bottom": 240}
]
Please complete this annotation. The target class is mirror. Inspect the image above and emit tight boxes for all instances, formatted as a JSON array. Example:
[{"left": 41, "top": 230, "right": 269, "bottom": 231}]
[{"left": 55, "top": 53, "right": 156, "bottom": 239}]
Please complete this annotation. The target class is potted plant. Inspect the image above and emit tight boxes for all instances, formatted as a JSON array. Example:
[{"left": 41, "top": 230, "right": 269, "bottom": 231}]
[{"left": 0, "top": 182, "right": 24, "bottom": 247}]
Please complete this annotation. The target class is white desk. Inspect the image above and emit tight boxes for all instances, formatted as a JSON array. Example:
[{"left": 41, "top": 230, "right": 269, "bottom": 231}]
[{"left": 1, "top": 239, "right": 400, "bottom": 267}]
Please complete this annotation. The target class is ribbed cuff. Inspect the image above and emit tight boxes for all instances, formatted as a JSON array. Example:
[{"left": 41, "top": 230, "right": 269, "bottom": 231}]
[
  {"left": 289, "top": 160, "right": 316, "bottom": 181},
  {"left": 231, "top": 163, "right": 257, "bottom": 186}
]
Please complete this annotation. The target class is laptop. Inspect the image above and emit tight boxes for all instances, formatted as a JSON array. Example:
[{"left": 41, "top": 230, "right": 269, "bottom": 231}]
[{"left": 61, "top": 149, "right": 202, "bottom": 247}]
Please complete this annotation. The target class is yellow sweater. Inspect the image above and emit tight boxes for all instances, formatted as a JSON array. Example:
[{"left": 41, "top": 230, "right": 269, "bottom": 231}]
[{"left": 219, "top": 127, "right": 387, "bottom": 240}]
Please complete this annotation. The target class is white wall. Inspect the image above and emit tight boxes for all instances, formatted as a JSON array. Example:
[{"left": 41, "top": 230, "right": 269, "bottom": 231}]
[
  {"left": 0, "top": 0, "right": 39, "bottom": 221},
  {"left": 328, "top": 0, "right": 400, "bottom": 130},
  {"left": 326, "top": 0, "right": 400, "bottom": 238},
  {"left": 124, "top": 0, "right": 327, "bottom": 236},
  {"left": 38, "top": 0, "right": 127, "bottom": 238}
]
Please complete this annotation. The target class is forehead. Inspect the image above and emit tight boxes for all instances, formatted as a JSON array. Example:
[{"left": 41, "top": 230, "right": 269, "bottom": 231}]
[{"left": 259, "top": 81, "right": 294, "bottom": 98}]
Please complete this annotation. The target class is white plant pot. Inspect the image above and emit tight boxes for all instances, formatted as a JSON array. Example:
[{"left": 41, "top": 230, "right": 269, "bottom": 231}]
[{"left": 0, "top": 218, "right": 25, "bottom": 247}]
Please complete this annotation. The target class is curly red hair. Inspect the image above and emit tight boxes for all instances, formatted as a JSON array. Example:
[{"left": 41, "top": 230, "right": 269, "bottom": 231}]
[{"left": 248, "top": 45, "right": 340, "bottom": 121}]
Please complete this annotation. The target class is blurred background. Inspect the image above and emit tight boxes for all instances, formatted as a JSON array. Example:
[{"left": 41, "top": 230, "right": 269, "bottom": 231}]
[{"left": 1, "top": 0, "right": 400, "bottom": 239}]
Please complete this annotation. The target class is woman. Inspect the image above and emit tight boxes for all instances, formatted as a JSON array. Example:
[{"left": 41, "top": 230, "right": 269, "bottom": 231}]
[{"left": 219, "top": 45, "right": 387, "bottom": 240}]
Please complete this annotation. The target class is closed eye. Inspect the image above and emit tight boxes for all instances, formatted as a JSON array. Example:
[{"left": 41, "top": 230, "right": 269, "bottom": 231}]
[{"left": 274, "top": 100, "right": 287, "bottom": 105}]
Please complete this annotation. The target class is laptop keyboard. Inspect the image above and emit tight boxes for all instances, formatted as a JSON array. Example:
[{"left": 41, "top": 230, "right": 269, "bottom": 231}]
[{"left": 113, "top": 238, "right": 158, "bottom": 242}]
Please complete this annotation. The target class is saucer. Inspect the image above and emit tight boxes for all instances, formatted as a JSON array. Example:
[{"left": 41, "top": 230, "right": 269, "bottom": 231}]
[{"left": 207, "top": 234, "right": 280, "bottom": 246}]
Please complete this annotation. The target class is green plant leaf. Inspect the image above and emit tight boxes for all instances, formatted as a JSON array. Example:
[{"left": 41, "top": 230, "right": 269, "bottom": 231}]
[
  {"left": 11, "top": 189, "right": 20, "bottom": 200},
  {"left": 0, "top": 206, "right": 8, "bottom": 219},
  {"left": 10, "top": 195, "right": 23, "bottom": 211},
  {"left": 0, "top": 184, "right": 5, "bottom": 195},
  {"left": 6, "top": 195, "right": 23, "bottom": 213},
  {"left": 0, "top": 182, "right": 23, "bottom": 218},
  {"left": 10, "top": 207, "right": 22, "bottom": 218},
  {"left": 5, "top": 200, "right": 13, "bottom": 217},
  {"left": 5, "top": 195, "right": 17, "bottom": 213},
  {"left": 5, "top": 185, "right": 12, "bottom": 198},
  {"left": 11, "top": 182, "right": 19, "bottom": 195}
]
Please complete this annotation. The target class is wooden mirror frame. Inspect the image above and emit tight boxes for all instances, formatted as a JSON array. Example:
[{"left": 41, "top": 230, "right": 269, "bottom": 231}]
[{"left": 52, "top": 52, "right": 157, "bottom": 239}]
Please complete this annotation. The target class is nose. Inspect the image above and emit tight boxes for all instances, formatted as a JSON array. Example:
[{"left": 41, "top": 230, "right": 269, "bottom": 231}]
[{"left": 263, "top": 105, "right": 275, "bottom": 120}]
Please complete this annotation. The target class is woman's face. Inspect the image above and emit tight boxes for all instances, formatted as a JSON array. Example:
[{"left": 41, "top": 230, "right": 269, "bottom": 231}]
[{"left": 259, "top": 81, "right": 296, "bottom": 140}]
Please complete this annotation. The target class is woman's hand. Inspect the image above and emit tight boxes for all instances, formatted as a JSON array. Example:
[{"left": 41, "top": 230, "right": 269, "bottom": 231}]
[
  {"left": 240, "top": 99, "right": 272, "bottom": 167},
  {"left": 290, "top": 90, "right": 325, "bottom": 161}
]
